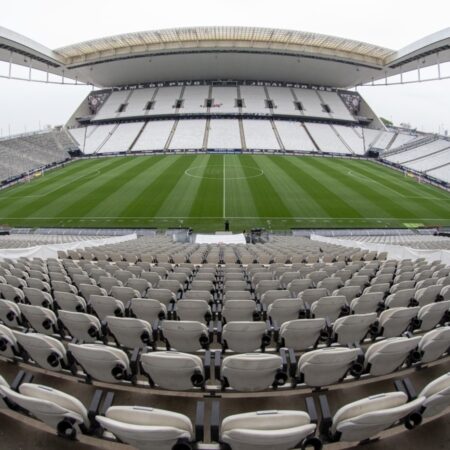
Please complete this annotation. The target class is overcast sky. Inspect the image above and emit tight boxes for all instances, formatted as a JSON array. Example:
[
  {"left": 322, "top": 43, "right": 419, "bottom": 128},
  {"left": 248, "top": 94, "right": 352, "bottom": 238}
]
[{"left": 1, "top": 0, "right": 449, "bottom": 136}]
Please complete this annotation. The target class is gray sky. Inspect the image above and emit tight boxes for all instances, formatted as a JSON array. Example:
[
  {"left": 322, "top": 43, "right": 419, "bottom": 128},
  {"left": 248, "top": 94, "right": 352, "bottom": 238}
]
[{"left": 1, "top": 0, "right": 449, "bottom": 136}]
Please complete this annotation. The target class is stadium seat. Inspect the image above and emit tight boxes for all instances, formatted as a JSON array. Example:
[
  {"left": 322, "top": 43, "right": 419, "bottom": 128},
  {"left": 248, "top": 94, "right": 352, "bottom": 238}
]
[
  {"left": 418, "top": 327, "right": 450, "bottom": 363},
  {"left": 268, "top": 298, "right": 303, "bottom": 326},
  {"left": 90, "top": 295, "right": 125, "bottom": 320},
  {"left": 0, "top": 299, "right": 22, "bottom": 327},
  {"left": 332, "top": 313, "right": 377, "bottom": 345},
  {"left": 278, "top": 318, "right": 326, "bottom": 351},
  {"left": 296, "top": 347, "right": 361, "bottom": 387},
  {"left": 140, "top": 351, "right": 205, "bottom": 390},
  {"left": 378, "top": 307, "right": 420, "bottom": 338},
  {"left": 58, "top": 310, "right": 103, "bottom": 343},
  {"left": 326, "top": 392, "right": 424, "bottom": 442},
  {"left": 220, "top": 410, "right": 317, "bottom": 450},
  {"left": 222, "top": 321, "right": 270, "bottom": 352},
  {"left": 68, "top": 343, "right": 132, "bottom": 383},
  {"left": 96, "top": 406, "right": 196, "bottom": 450},
  {"left": 419, "top": 372, "right": 450, "bottom": 418},
  {"left": 161, "top": 320, "right": 210, "bottom": 352},
  {"left": 106, "top": 316, "right": 153, "bottom": 349},
  {"left": 128, "top": 298, "right": 167, "bottom": 323},
  {"left": 0, "top": 382, "right": 91, "bottom": 438},
  {"left": 174, "top": 299, "right": 212, "bottom": 323},
  {"left": 310, "top": 295, "right": 348, "bottom": 322},
  {"left": 18, "top": 304, "right": 58, "bottom": 335},
  {"left": 417, "top": 301, "right": 450, "bottom": 331},
  {"left": 221, "top": 353, "right": 286, "bottom": 391},
  {"left": 364, "top": 336, "right": 422, "bottom": 376},
  {"left": 14, "top": 331, "right": 68, "bottom": 371},
  {"left": 0, "top": 323, "right": 20, "bottom": 358}
]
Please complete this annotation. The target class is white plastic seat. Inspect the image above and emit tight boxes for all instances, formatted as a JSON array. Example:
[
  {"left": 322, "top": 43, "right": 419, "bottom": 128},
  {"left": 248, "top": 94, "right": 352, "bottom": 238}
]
[
  {"left": 183, "top": 290, "right": 213, "bottom": 303},
  {"left": 146, "top": 288, "right": 176, "bottom": 306},
  {"left": 126, "top": 278, "right": 151, "bottom": 297},
  {"left": 222, "top": 300, "right": 257, "bottom": 322},
  {"left": 19, "top": 304, "right": 58, "bottom": 335},
  {"left": 298, "top": 288, "right": 329, "bottom": 307},
  {"left": 0, "top": 284, "right": 24, "bottom": 302},
  {"left": 364, "top": 336, "right": 421, "bottom": 376},
  {"left": 224, "top": 281, "right": 249, "bottom": 292},
  {"left": 110, "top": 286, "right": 140, "bottom": 305},
  {"left": 26, "top": 278, "right": 51, "bottom": 292},
  {"left": 97, "top": 276, "right": 122, "bottom": 294},
  {"left": 260, "top": 290, "right": 290, "bottom": 307},
  {"left": 96, "top": 406, "right": 193, "bottom": 450},
  {"left": 385, "top": 288, "right": 416, "bottom": 308},
  {"left": 287, "top": 279, "right": 313, "bottom": 297},
  {"left": 310, "top": 295, "right": 348, "bottom": 322},
  {"left": 78, "top": 284, "right": 107, "bottom": 302},
  {"left": 106, "top": 316, "right": 153, "bottom": 348},
  {"left": 221, "top": 410, "right": 316, "bottom": 450},
  {"left": 332, "top": 313, "right": 377, "bottom": 345},
  {"left": 330, "top": 392, "right": 424, "bottom": 442},
  {"left": 222, "top": 322, "right": 269, "bottom": 352},
  {"left": 175, "top": 299, "right": 212, "bottom": 323},
  {"left": 0, "top": 383, "right": 90, "bottom": 438},
  {"left": 418, "top": 327, "right": 450, "bottom": 363},
  {"left": 59, "top": 310, "right": 102, "bottom": 343},
  {"left": 415, "top": 285, "right": 443, "bottom": 307},
  {"left": 363, "top": 283, "right": 390, "bottom": 295},
  {"left": 223, "top": 290, "right": 252, "bottom": 302},
  {"left": 158, "top": 279, "right": 183, "bottom": 296},
  {"left": 113, "top": 270, "right": 135, "bottom": 284},
  {"left": 140, "top": 351, "right": 204, "bottom": 390},
  {"left": 161, "top": 320, "right": 209, "bottom": 352},
  {"left": 14, "top": 331, "right": 67, "bottom": 371},
  {"left": 129, "top": 298, "right": 167, "bottom": 323},
  {"left": 0, "top": 299, "right": 22, "bottom": 327},
  {"left": 318, "top": 277, "right": 343, "bottom": 292},
  {"left": 22, "top": 287, "right": 53, "bottom": 309},
  {"left": 140, "top": 272, "right": 161, "bottom": 287},
  {"left": 378, "top": 307, "right": 420, "bottom": 338},
  {"left": 417, "top": 301, "right": 450, "bottom": 331},
  {"left": 279, "top": 319, "right": 326, "bottom": 351},
  {"left": 68, "top": 343, "right": 131, "bottom": 382},
  {"left": 221, "top": 353, "right": 285, "bottom": 392},
  {"left": 0, "top": 324, "right": 19, "bottom": 358},
  {"left": 297, "top": 347, "right": 360, "bottom": 387},
  {"left": 419, "top": 372, "right": 450, "bottom": 418},
  {"left": 255, "top": 280, "right": 280, "bottom": 299},
  {"left": 51, "top": 280, "right": 78, "bottom": 295},
  {"left": 268, "top": 298, "right": 303, "bottom": 326},
  {"left": 54, "top": 291, "right": 87, "bottom": 312},
  {"left": 90, "top": 295, "right": 125, "bottom": 320},
  {"left": 350, "top": 292, "right": 384, "bottom": 314}
]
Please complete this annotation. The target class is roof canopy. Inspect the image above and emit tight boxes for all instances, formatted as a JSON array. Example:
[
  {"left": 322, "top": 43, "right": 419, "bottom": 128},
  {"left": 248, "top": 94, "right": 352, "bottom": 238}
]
[{"left": 1, "top": 26, "right": 449, "bottom": 88}]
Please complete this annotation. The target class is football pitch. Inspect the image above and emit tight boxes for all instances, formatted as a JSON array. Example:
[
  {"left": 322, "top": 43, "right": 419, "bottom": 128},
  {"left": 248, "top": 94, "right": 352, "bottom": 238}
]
[{"left": 0, "top": 154, "right": 449, "bottom": 231}]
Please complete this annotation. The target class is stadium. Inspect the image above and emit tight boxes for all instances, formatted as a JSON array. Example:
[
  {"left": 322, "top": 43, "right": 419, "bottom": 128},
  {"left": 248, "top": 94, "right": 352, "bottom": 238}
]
[{"left": 0, "top": 6, "right": 449, "bottom": 450}]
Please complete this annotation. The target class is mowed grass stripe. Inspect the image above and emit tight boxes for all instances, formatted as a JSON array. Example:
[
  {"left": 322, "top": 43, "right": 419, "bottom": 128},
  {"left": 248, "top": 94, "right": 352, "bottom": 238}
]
[
  {"left": 285, "top": 157, "right": 363, "bottom": 218},
  {"left": 340, "top": 159, "right": 450, "bottom": 218},
  {"left": 55, "top": 156, "right": 165, "bottom": 220},
  {"left": 222, "top": 155, "right": 259, "bottom": 218},
  {"left": 309, "top": 157, "right": 417, "bottom": 219},
  {"left": 238, "top": 155, "right": 291, "bottom": 218},
  {"left": 120, "top": 155, "right": 194, "bottom": 218},
  {"left": 190, "top": 155, "right": 222, "bottom": 218},
  {"left": 0, "top": 158, "right": 122, "bottom": 219},
  {"left": 25, "top": 157, "right": 137, "bottom": 219},
  {"left": 156, "top": 155, "right": 211, "bottom": 217},
  {"left": 268, "top": 156, "right": 330, "bottom": 217}
]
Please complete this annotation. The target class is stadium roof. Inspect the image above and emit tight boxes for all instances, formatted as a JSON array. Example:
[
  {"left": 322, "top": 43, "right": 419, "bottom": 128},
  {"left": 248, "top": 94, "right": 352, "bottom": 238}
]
[{"left": 1, "top": 26, "right": 449, "bottom": 88}]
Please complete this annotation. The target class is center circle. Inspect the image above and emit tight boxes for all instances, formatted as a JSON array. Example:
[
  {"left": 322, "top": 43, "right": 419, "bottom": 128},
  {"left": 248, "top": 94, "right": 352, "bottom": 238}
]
[{"left": 185, "top": 164, "right": 264, "bottom": 180}]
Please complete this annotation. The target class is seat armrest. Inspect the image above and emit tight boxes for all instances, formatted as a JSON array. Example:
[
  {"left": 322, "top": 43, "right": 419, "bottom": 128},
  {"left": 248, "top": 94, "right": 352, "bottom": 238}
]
[
  {"left": 169, "top": 302, "right": 177, "bottom": 320},
  {"left": 130, "top": 348, "right": 140, "bottom": 377},
  {"left": 88, "top": 389, "right": 104, "bottom": 423},
  {"left": 210, "top": 400, "right": 221, "bottom": 443},
  {"left": 318, "top": 394, "right": 332, "bottom": 438},
  {"left": 195, "top": 401, "right": 205, "bottom": 443},
  {"left": 214, "top": 350, "right": 222, "bottom": 381},
  {"left": 305, "top": 396, "right": 318, "bottom": 424},
  {"left": 287, "top": 348, "right": 297, "bottom": 379},
  {"left": 11, "top": 370, "right": 32, "bottom": 391},
  {"left": 204, "top": 351, "right": 211, "bottom": 381},
  {"left": 395, "top": 377, "right": 417, "bottom": 400},
  {"left": 215, "top": 321, "right": 222, "bottom": 342},
  {"left": 99, "top": 391, "right": 115, "bottom": 416}
]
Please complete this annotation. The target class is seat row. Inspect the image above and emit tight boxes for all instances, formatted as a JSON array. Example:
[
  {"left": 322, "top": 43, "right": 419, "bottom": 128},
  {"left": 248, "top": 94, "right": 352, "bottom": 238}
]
[
  {"left": 0, "top": 323, "right": 449, "bottom": 392},
  {"left": 0, "top": 369, "right": 449, "bottom": 449}
]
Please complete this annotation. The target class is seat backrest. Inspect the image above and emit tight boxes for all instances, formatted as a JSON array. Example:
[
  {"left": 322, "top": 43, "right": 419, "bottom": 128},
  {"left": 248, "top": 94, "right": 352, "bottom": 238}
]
[
  {"left": 419, "top": 372, "right": 450, "bottom": 418},
  {"left": 161, "top": 320, "right": 209, "bottom": 352},
  {"left": 332, "top": 313, "right": 377, "bottom": 345},
  {"left": 418, "top": 327, "right": 450, "bottom": 364},
  {"left": 96, "top": 406, "right": 193, "bottom": 450},
  {"left": 223, "top": 322, "right": 268, "bottom": 352},
  {"left": 417, "top": 300, "right": 450, "bottom": 331}
]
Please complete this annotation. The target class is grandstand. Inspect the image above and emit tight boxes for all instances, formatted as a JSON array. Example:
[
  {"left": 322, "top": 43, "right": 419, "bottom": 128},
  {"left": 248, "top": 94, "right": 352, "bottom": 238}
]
[{"left": 0, "top": 22, "right": 449, "bottom": 450}]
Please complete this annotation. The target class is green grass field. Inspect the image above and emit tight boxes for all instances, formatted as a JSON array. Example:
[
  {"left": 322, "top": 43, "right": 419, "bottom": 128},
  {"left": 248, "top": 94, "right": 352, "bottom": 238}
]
[{"left": 0, "top": 154, "right": 449, "bottom": 231}]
